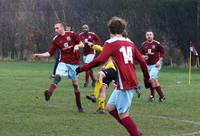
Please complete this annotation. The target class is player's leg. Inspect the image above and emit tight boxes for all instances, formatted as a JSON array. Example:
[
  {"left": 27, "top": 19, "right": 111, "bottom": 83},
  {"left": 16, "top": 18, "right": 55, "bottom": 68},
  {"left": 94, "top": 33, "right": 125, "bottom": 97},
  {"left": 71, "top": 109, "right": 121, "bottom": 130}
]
[
  {"left": 87, "top": 54, "right": 96, "bottom": 87},
  {"left": 97, "top": 68, "right": 117, "bottom": 113},
  {"left": 89, "top": 69, "right": 96, "bottom": 87},
  {"left": 107, "top": 89, "right": 141, "bottom": 136},
  {"left": 84, "top": 71, "right": 89, "bottom": 87},
  {"left": 68, "top": 64, "right": 84, "bottom": 112},
  {"left": 150, "top": 66, "right": 165, "bottom": 102},
  {"left": 51, "top": 50, "right": 60, "bottom": 78},
  {"left": 86, "top": 71, "right": 104, "bottom": 102},
  {"left": 44, "top": 62, "right": 66, "bottom": 101},
  {"left": 148, "top": 65, "right": 155, "bottom": 101},
  {"left": 82, "top": 55, "right": 89, "bottom": 87},
  {"left": 117, "top": 89, "right": 141, "bottom": 136},
  {"left": 84, "top": 54, "right": 96, "bottom": 87},
  {"left": 72, "top": 80, "right": 83, "bottom": 112},
  {"left": 106, "top": 89, "right": 122, "bottom": 123},
  {"left": 96, "top": 84, "right": 107, "bottom": 113}
]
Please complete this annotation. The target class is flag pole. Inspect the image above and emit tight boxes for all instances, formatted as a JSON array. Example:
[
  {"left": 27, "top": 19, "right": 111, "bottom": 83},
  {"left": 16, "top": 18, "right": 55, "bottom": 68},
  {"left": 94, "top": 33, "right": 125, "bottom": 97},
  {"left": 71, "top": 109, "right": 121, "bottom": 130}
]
[{"left": 189, "top": 50, "right": 192, "bottom": 85}]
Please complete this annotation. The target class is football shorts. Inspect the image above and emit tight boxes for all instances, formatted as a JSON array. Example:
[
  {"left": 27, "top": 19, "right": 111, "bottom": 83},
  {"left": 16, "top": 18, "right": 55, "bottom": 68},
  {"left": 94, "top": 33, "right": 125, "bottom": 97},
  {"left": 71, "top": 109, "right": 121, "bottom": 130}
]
[
  {"left": 56, "top": 62, "right": 79, "bottom": 80},
  {"left": 107, "top": 89, "right": 134, "bottom": 114}
]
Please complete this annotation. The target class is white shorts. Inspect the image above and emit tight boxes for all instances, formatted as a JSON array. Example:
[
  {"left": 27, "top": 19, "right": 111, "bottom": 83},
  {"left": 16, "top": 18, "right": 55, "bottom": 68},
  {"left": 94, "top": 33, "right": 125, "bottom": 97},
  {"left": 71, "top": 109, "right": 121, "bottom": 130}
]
[
  {"left": 83, "top": 54, "right": 95, "bottom": 64},
  {"left": 107, "top": 89, "right": 134, "bottom": 114},
  {"left": 56, "top": 62, "right": 79, "bottom": 80},
  {"left": 148, "top": 64, "right": 161, "bottom": 80}
]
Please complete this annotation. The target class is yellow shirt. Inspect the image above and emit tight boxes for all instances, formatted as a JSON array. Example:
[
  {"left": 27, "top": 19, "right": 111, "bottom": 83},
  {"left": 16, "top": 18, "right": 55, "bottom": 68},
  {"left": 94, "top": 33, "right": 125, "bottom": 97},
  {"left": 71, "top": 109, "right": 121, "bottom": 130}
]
[{"left": 91, "top": 44, "right": 116, "bottom": 70}]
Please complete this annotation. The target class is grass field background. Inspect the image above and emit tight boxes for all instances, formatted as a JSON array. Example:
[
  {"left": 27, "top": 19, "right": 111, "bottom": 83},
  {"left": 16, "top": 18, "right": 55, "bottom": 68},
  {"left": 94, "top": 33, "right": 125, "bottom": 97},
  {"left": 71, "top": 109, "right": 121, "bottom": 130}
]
[{"left": 0, "top": 61, "right": 200, "bottom": 136}]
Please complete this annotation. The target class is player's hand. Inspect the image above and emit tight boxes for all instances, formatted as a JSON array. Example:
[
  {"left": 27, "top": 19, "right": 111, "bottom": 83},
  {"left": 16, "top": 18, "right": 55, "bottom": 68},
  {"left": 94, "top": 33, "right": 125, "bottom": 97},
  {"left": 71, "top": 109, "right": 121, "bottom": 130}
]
[
  {"left": 142, "top": 55, "right": 149, "bottom": 60},
  {"left": 73, "top": 45, "right": 79, "bottom": 52},
  {"left": 32, "top": 54, "right": 39, "bottom": 59},
  {"left": 87, "top": 42, "right": 93, "bottom": 47},
  {"left": 155, "top": 61, "right": 161, "bottom": 67},
  {"left": 75, "top": 67, "right": 81, "bottom": 75},
  {"left": 144, "top": 78, "right": 151, "bottom": 88}
]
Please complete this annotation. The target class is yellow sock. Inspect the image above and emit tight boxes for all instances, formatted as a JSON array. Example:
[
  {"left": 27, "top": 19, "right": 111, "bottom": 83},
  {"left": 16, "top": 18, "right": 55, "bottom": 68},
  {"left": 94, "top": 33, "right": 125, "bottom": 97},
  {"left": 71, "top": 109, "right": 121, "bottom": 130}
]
[
  {"left": 98, "top": 97, "right": 105, "bottom": 110},
  {"left": 93, "top": 80, "right": 102, "bottom": 98}
]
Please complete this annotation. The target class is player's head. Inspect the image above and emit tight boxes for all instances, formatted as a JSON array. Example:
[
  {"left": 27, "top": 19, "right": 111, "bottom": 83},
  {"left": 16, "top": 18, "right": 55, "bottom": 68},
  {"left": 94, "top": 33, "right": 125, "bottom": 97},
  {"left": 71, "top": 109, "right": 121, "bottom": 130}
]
[
  {"left": 107, "top": 16, "right": 127, "bottom": 35},
  {"left": 82, "top": 24, "right": 89, "bottom": 33},
  {"left": 146, "top": 31, "right": 154, "bottom": 42},
  {"left": 54, "top": 21, "right": 65, "bottom": 35},
  {"left": 66, "top": 24, "right": 72, "bottom": 31}
]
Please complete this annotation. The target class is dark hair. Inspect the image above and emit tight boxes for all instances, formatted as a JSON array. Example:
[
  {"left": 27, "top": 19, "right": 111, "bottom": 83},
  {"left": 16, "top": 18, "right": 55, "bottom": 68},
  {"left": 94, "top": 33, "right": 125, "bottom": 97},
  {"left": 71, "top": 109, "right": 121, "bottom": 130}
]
[
  {"left": 55, "top": 20, "right": 65, "bottom": 28},
  {"left": 107, "top": 16, "right": 127, "bottom": 34},
  {"left": 146, "top": 30, "right": 153, "bottom": 34}
]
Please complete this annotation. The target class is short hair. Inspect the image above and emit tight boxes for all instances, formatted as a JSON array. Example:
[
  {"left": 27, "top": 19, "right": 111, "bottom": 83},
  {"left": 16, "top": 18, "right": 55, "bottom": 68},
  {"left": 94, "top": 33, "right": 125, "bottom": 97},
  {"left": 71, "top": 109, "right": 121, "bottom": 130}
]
[
  {"left": 82, "top": 24, "right": 89, "bottom": 29},
  {"left": 107, "top": 16, "right": 127, "bottom": 34},
  {"left": 55, "top": 20, "right": 65, "bottom": 28},
  {"left": 146, "top": 31, "right": 154, "bottom": 35}
]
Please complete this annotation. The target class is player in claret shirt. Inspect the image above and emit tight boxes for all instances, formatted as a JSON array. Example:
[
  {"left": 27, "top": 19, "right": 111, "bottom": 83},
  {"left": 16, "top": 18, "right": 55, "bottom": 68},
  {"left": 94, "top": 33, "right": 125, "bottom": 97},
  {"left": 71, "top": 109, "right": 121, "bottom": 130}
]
[
  {"left": 76, "top": 16, "right": 151, "bottom": 136},
  {"left": 139, "top": 31, "right": 166, "bottom": 102},
  {"left": 79, "top": 24, "right": 100, "bottom": 88},
  {"left": 32, "top": 21, "right": 84, "bottom": 112}
]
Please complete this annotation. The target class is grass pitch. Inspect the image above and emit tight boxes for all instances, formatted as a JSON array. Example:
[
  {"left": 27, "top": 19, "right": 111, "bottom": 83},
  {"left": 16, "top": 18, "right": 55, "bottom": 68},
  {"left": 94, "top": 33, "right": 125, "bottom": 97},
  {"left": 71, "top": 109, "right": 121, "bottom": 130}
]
[{"left": 0, "top": 61, "right": 200, "bottom": 136}]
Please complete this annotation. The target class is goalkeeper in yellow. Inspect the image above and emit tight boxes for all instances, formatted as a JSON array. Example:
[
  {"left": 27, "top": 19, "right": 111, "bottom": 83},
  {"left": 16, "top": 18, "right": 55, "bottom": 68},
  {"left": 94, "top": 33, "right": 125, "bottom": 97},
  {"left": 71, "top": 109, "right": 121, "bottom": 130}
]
[{"left": 86, "top": 43, "right": 118, "bottom": 113}]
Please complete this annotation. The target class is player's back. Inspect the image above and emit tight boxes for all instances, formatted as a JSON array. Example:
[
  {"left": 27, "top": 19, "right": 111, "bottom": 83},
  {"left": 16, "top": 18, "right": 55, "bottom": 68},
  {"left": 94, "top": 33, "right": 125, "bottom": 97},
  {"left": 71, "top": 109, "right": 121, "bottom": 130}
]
[{"left": 104, "top": 36, "right": 139, "bottom": 90}]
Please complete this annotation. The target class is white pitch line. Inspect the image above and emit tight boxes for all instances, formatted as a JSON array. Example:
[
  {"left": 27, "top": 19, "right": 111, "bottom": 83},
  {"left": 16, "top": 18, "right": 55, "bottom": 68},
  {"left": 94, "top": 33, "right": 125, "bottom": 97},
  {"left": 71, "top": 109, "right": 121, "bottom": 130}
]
[
  {"left": 149, "top": 115, "right": 200, "bottom": 126},
  {"left": 170, "top": 130, "right": 200, "bottom": 136},
  {"left": 148, "top": 115, "right": 200, "bottom": 136}
]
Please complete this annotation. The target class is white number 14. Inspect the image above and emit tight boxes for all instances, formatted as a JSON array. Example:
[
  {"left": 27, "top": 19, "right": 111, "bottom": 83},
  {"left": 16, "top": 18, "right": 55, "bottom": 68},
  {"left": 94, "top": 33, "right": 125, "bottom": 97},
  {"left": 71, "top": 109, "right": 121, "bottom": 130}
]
[{"left": 120, "top": 46, "right": 133, "bottom": 64}]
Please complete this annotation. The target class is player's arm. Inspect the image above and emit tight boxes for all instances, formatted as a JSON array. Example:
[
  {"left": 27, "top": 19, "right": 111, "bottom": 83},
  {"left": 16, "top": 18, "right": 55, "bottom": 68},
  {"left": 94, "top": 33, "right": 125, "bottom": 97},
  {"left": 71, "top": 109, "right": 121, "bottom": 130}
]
[
  {"left": 155, "top": 44, "right": 165, "bottom": 67},
  {"left": 74, "top": 41, "right": 84, "bottom": 52},
  {"left": 32, "top": 52, "right": 50, "bottom": 59},
  {"left": 32, "top": 40, "right": 57, "bottom": 59},
  {"left": 73, "top": 32, "right": 85, "bottom": 52},
  {"left": 77, "top": 43, "right": 111, "bottom": 73},
  {"left": 139, "top": 44, "right": 148, "bottom": 60},
  {"left": 134, "top": 47, "right": 151, "bottom": 88}
]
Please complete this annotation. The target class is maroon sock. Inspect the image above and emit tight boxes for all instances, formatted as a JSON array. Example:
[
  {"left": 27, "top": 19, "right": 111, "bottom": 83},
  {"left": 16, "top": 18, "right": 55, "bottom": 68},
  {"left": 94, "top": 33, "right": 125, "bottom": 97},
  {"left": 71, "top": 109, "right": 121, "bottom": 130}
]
[
  {"left": 150, "top": 87, "right": 155, "bottom": 97},
  {"left": 109, "top": 109, "right": 122, "bottom": 124},
  {"left": 121, "top": 116, "right": 140, "bottom": 136},
  {"left": 85, "top": 71, "right": 89, "bottom": 83},
  {"left": 48, "top": 83, "right": 57, "bottom": 96},
  {"left": 89, "top": 70, "right": 96, "bottom": 81},
  {"left": 75, "top": 92, "right": 82, "bottom": 108},
  {"left": 155, "top": 86, "right": 164, "bottom": 98}
]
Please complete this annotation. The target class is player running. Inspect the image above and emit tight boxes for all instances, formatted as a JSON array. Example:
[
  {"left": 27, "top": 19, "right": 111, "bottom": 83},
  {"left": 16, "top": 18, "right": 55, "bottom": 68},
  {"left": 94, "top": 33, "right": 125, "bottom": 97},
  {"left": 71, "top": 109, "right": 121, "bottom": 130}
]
[
  {"left": 139, "top": 31, "right": 166, "bottom": 102},
  {"left": 79, "top": 24, "right": 100, "bottom": 87},
  {"left": 32, "top": 21, "right": 84, "bottom": 112},
  {"left": 76, "top": 16, "right": 151, "bottom": 136},
  {"left": 51, "top": 24, "right": 73, "bottom": 78},
  {"left": 86, "top": 43, "right": 118, "bottom": 114}
]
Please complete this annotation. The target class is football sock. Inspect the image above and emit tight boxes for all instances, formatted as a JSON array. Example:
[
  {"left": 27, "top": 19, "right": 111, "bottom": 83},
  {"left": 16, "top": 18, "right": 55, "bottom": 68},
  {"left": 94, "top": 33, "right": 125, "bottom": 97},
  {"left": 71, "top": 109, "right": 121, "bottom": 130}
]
[
  {"left": 85, "top": 71, "right": 89, "bottom": 83},
  {"left": 155, "top": 86, "right": 164, "bottom": 98},
  {"left": 74, "top": 92, "right": 82, "bottom": 108},
  {"left": 93, "top": 80, "right": 102, "bottom": 98},
  {"left": 150, "top": 87, "right": 155, "bottom": 97},
  {"left": 89, "top": 70, "right": 96, "bottom": 81},
  {"left": 109, "top": 109, "right": 122, "bottom": 124},
  {"left": 48, "top": 83, "right": 57, "bottom": 96},
  {"left": 98, "top": 97, "right": 105, "bottom": 110},
  {"left": 120, "top": 116, "right": 140, "bottom": 136}
]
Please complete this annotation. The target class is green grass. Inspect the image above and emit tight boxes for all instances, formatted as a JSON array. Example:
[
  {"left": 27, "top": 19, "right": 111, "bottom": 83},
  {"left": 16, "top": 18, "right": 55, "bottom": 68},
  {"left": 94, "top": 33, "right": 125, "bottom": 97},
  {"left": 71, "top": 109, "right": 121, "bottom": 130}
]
[{"left": 0, "top": 61, "right": 200, "bottom": 136}]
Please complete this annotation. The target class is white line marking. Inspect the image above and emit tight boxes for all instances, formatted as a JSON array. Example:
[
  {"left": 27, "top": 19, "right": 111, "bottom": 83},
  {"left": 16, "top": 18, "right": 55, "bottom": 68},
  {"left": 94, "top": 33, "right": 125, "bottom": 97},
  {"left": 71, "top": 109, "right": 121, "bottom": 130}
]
[
  {"left": 148, "top": 115, "right": 200, "bottom": 136},
  {"left": 170, "top": 130, "right": 200, "bottom": 136},
  {"left": 149, "top": 115, "right": 200, "bottom": 126}
]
